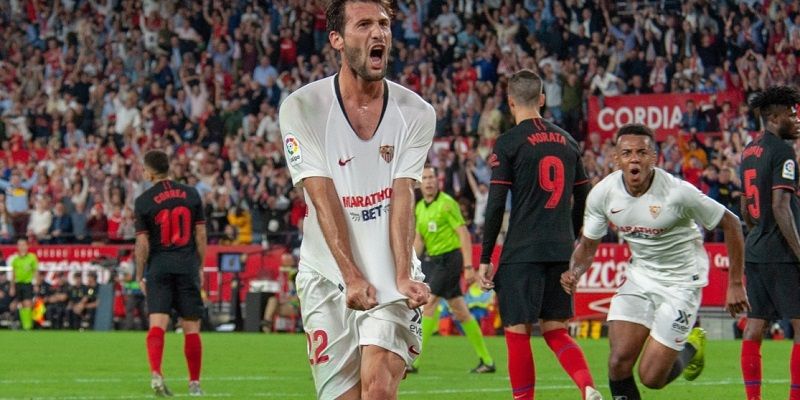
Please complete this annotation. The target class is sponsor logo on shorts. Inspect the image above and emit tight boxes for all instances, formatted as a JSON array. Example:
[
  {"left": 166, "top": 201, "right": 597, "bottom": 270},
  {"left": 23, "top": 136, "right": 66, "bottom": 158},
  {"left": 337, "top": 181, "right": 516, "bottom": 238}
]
[
  {"left": 408, "top": 345, "right": 420, "bottom": 356},
  {"left": 672, "top": 310, "right": 692, "bottom": 333},
  {"left": 410, "top": 308, "right": 423, "bottom": 337}
]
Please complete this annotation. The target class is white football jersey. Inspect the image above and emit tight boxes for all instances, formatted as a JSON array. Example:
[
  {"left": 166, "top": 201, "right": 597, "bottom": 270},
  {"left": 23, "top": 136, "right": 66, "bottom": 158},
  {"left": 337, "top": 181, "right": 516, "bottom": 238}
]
[
  {"left": 583, "top": 168, "right": 726, "bottom": 287},
  {"left": 279, "top": 75, "right": 435, "bottom": 304}
]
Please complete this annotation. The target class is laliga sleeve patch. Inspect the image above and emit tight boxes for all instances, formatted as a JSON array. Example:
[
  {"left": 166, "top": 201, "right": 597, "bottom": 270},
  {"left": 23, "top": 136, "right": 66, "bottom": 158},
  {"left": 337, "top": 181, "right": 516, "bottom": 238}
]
[
  {"left": 285, "top": 134, "right": 302, "bottom": 166},
  {"left": 783, "top": 159, "right": 795, "bottom": 180}
]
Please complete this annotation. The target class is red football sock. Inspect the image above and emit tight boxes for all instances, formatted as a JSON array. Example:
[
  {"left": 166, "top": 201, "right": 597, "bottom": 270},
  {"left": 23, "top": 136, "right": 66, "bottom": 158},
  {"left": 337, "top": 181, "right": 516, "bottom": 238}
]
[
  {"left": 184, "top": 333, "right": 202, "bottom": 382},
  {"left": 741, "top": 339, "right": 762, "bottom": 400},
  {"left": 146, "top": 327, "right": 165, "bottom": 375},
  {"left": 505, "top": 330, "right": 534, "bottom": 400},
  {"left": 544, "top": 328, "right": 595, "bottom": 397},
  {"left": 791, "top": 343, "right": 800, "bottom": 400}
]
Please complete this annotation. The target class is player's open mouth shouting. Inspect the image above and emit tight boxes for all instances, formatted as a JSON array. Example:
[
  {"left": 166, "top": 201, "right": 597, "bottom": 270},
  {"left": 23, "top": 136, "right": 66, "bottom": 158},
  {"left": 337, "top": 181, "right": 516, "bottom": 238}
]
[{"left": 368, "top": 44, "right": 386, "bottom": 71}]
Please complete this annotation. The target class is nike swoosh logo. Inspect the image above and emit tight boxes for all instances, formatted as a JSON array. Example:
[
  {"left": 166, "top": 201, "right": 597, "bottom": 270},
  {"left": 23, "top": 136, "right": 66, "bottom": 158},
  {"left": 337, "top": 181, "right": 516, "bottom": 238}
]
[
  {"left": 408, "top": 345, "right": 420, "bottom": 356},
  {"left": 611, "top": 209, "right": 624, "bottom": 214},
  {"left": 338, "top": 156, "right": 355, "bottom": 166}
]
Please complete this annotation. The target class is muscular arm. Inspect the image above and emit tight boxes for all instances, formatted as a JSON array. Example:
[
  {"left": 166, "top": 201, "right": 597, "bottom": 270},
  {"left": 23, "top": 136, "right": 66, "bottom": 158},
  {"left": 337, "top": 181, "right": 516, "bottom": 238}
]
[
  {"left": 480, "top": 183, "right": 509, "bottom": 263},
  {"left": 390, "top": 178, "right": 417, "bottom": 281},
  {"left": 303, "top": 177, "right": 363, "bottom": 284},
  {"left": 717, "top": 209, "right": 750, "bottom": 316},
  {"left": 195, "top": 224, "right": 207, "bottom": 283},
  {"left": 391, "top": 178, "right": 429, "bottom": 307},
  {"left": 561, "top": 235, "right": 601, "bottom": 294},
  {"left": 772, "top": 188, "right": 800, "bottom": 260},
  {"left": 134, "top": 233, "right": 149, "bottom": 282}
]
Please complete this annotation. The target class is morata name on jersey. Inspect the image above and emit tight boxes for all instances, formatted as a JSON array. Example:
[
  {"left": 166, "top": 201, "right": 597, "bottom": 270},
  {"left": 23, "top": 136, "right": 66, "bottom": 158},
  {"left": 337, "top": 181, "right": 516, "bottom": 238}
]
[{"left": 527, "top": 132, "right": 567, "bottom": 147}]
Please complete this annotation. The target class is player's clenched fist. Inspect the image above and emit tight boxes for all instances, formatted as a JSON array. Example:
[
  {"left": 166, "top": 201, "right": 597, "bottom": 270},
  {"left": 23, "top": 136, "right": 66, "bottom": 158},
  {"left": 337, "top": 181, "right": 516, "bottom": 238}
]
[
  {"left": 477, "top": 263, "right": 495, "bottom": 291},
  {"left": 398, "top": 278, "right": 429, "bottom": 309},
  {"left": 345, "top": 276, "right": 378, "bottom": 311},
  {"left": 560, "top": 270, "right": 579, "bottom": 295}
]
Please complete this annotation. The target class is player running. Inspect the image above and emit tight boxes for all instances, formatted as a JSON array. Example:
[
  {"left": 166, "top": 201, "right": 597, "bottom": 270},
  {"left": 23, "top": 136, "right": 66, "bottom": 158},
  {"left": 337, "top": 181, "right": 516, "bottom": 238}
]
[
  {"left": 738, "top": 86, "right": 800, "bottom": 400},
  {"left": 134, "top": 150, "right": 207, "bottom": 397},
  {"left": 562, "top": 123, "right": 750, "bottom": 400},
  {"left": 478, "top": 69, "right": 601, "bottom": 400},
  {"left": 279, "top": 0, "right": 434, "bottom": 398}
]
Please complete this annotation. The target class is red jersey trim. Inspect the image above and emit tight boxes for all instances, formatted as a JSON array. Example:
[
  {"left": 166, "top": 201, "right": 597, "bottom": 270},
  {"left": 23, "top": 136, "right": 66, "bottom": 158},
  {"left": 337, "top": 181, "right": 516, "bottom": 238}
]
[
  {"left": 574, "top": 179, "right": 589, "bottom": 186},
  {"left": 194, "top": 221, "right": 206, "bottom": 225},
  {"left": 491, "top": 180, "right": 513, "bottom": 185},
  {"left": 773, "top": 185, "right": 796, "bottom": 192},
  {"left": 135, "top": 231, "right": 148, "bottom": 236}
]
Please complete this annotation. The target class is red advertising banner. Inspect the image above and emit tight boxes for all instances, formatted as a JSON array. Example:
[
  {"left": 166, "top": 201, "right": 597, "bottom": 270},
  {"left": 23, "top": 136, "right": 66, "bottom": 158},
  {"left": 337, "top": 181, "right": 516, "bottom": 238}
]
[
  {"left": 587, "top": 92, "right": 743, "bottom": 141},
  {"left": 2, "top": 243, "right": 732, "bottom": 314},
  {"left": 0, "top": 244, "right": 284, "bottom": 302}
]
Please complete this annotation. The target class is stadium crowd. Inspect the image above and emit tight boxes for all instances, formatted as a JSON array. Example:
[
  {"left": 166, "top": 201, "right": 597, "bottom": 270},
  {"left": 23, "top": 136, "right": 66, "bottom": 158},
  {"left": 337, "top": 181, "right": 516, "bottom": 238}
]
[{"left": 0, "top": 0, "right": 790, "bottom": 253}]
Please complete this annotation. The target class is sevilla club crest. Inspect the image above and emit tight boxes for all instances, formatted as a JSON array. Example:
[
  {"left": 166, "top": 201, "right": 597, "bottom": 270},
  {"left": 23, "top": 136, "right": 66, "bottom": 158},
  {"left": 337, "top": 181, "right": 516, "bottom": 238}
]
[
  {"left": 379, "top": 145, "right": 394, "bottom": 163},
  {"left": 649, "top": 205, "right": 661, "bottom": 219}
]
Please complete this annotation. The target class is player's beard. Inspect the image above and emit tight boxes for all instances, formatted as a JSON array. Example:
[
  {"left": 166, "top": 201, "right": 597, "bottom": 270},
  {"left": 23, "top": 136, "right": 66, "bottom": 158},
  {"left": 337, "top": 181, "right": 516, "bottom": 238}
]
[{"left": 343, "top": 42, "right": 388, "bottom": 82}]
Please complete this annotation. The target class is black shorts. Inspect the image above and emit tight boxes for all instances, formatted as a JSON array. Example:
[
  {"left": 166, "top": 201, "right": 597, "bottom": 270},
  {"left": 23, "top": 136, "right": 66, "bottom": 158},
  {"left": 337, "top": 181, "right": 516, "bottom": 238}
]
[
  {"left": 494, "top": 262, "right": 572, "bottom": 326},
  {"left": 15, "top": 283, "right": 33, "bottom": 301},
  {"left": 421, "top": 250, "right": 463, "bottom": 300},
  {"left": 746, "top": 262, "right": 800, "bottom": 320},
  {"left": 146, "top": 270, "right": 204, "bottom": 319}
]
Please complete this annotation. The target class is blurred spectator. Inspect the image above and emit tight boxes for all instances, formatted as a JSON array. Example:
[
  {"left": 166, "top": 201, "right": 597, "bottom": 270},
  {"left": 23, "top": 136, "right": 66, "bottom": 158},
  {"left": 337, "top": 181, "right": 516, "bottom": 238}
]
[
  {"left": 0, "top": 171, "right": 38, "bottom": 236},
  {"left": 49, "top": 202, "right": 73, "bottom": 244}
]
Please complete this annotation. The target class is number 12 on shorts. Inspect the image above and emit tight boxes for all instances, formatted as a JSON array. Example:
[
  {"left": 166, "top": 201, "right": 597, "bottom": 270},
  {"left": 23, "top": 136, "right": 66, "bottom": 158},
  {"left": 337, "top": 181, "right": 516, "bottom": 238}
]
[{"left": 306, "top": 330, "right": 330, "bottom": 365}]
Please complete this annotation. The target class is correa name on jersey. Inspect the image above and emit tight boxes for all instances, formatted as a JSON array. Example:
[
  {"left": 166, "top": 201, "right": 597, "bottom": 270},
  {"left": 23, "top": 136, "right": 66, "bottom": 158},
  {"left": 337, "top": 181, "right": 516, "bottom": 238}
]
[{"left": 153, "top": 189, "right": 187, "bottom": 204}]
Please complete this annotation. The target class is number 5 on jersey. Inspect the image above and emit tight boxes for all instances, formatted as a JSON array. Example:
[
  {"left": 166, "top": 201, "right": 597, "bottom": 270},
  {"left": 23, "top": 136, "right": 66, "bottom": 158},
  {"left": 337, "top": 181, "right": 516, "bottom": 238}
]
[{"left": 743, "top": 169, "right": 760, "bottom": 219}]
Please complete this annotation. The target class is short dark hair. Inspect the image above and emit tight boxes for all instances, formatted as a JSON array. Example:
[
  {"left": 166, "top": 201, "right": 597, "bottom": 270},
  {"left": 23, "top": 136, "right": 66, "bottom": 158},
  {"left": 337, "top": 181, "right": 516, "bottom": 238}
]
[
  {"left": 508, "top": 69, "right": 542, "bottom": 107},
  {"left": 326, "top": 0, "right": 394, "bottom": 35},
  {"left": 143, "top": 150, "right": 170, "bottom": 176},
  {"left": 615, "top": 123, "right": 655, "bottom": 144},
  {"left": 749, "top": 86, "right": 800, "bottom": 121}
]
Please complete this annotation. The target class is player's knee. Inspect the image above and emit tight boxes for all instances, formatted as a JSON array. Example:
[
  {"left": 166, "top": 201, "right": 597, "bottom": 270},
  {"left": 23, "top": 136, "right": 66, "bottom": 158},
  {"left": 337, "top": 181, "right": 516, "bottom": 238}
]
[
  {"left": 608, "top": 353, "right": 635, "bottom": 377},
  {"left": 361, "top": 380, "right": 395, "bottom": 400},
  {"left": 638, "top": 372, "right": 667, "bottom": 390}
]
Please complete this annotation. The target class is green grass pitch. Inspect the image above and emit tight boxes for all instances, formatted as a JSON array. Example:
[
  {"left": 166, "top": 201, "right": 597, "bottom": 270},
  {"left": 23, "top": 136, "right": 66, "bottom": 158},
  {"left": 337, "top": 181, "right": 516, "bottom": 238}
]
[{"left": 0, "top": 331, "right": 793, "bottom": 399}]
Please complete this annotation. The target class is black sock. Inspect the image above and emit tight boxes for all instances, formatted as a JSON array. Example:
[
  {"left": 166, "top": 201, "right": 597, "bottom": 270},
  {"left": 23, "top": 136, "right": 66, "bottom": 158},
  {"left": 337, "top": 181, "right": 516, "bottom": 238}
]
[
  {"left": 609, "top": 376, "right": 641, "bottom": 400},
  {"left": 666, "top": 343, "right": 698, "bottom": 383}
]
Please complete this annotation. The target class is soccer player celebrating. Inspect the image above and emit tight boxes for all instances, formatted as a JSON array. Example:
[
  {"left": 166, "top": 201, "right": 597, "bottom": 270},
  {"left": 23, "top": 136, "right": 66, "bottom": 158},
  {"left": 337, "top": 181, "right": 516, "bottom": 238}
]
[
  {"left": 410, "top": 165, "right": 495, "bottom": 374},
  {"left": 9, "top": 238, "right": 38, "bottom": 331},
  {"left": 561, "top": 124, "right": 750, "bottom": 400},
  {"left": 739, "top": 86, "right": 800, "bottom": 400},
  {"left": 134, "top": 150, "right": 207, "bottom": 397},
  {"left": 278, "top": 0, "right": 434, "bottom": 398},
  {"left": 478, "top": 69, "right": 601, "bottom": 400}
]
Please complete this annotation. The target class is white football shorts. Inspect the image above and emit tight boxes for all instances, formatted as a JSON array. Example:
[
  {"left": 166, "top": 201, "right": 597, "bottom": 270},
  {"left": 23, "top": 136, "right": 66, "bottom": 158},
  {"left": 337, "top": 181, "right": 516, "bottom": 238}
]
[
  {"left": 296, "top": 269, "right": 422, "bottom": 400},
  {"left": 607, "top": 275, "right": 701, "bottom": 351}
]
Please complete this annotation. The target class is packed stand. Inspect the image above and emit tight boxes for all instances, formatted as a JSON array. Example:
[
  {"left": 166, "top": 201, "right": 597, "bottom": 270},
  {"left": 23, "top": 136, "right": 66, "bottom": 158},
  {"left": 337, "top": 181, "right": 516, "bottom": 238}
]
[{"left": 0, "top": 0, "right": 789, "bottom": 250}]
